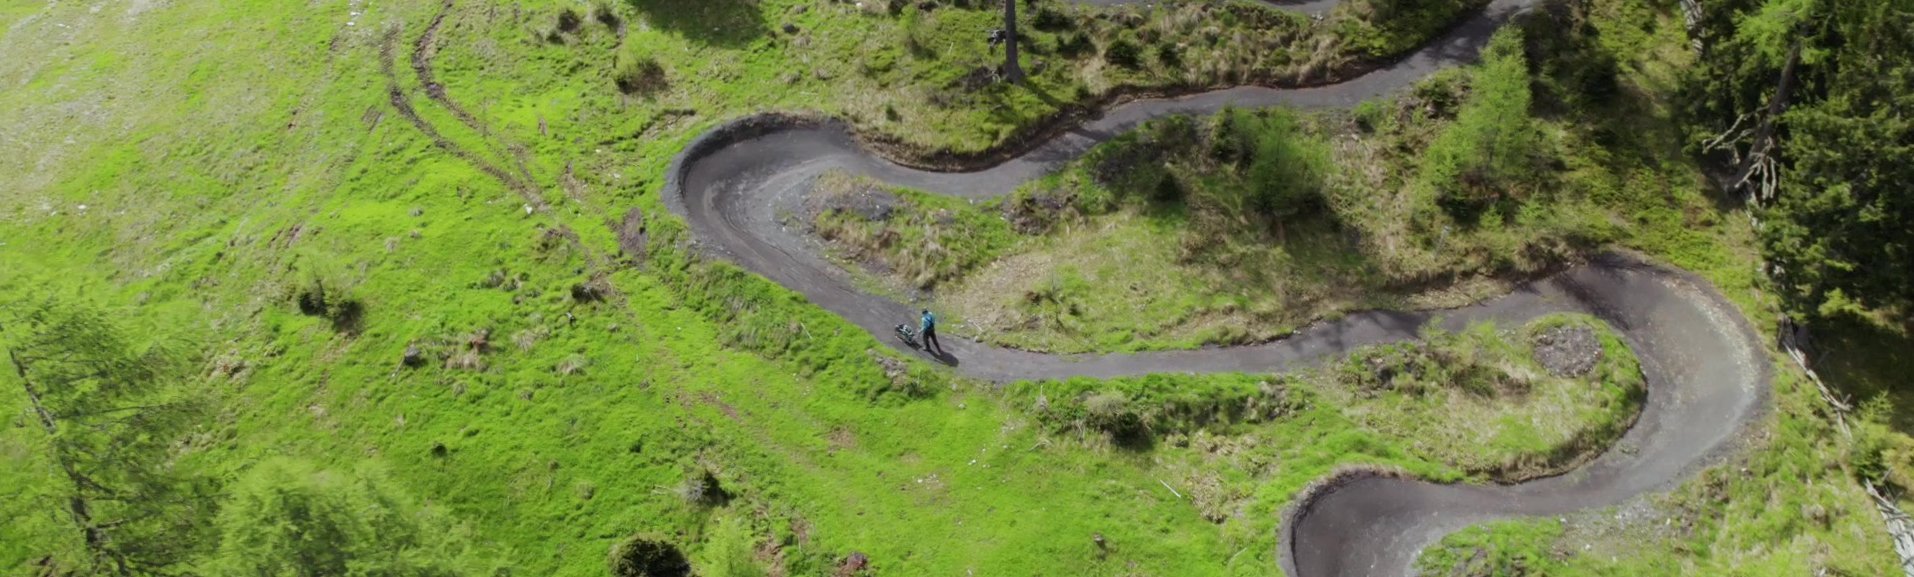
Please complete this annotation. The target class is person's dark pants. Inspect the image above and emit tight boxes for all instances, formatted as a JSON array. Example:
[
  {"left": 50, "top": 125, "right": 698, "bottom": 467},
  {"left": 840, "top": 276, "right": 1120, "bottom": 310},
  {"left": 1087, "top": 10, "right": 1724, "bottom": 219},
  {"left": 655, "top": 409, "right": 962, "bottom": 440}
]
[{"left": 923, "top": 328, "right": 941, "bottom": 352}]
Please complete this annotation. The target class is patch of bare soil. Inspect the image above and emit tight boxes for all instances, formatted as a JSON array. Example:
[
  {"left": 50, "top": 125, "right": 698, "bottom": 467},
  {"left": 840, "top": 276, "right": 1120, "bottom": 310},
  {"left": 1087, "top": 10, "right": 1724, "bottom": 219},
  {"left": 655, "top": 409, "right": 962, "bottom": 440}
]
[
  {"left": 804, "top": 174, "right": 902, "bottom": 224},
  {"left": 1532, "top": 324, "right": 1602, "bottom": 378},
  {"left": 1001, "top": 187, "right": 1078, "bottom": 235}
]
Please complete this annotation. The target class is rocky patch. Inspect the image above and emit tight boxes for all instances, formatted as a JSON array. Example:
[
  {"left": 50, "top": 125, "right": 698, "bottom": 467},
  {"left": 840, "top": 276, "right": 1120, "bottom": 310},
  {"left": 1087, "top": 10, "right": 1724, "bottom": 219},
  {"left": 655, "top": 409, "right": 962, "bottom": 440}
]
[
  {"left": 806, "top": 173, "right": 901, "bottom": 223},
  {"left": 1532, "top": 324, "right": 1602, "bottom": 378}
]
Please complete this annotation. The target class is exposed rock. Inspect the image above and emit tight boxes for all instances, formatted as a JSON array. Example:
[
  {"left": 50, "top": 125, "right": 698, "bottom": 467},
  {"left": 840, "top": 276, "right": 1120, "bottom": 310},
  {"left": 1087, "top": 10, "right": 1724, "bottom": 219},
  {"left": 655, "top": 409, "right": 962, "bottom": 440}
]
[
  {"left": 401, "top": 344, "right": 425, "bottom": 368},
  {"left": 872, "top": 351, "right": 909, "bottom": 385},
  {"left": 834, "top": 551, "right": 870, "bottom": 577},
  {"left": 1532, "top": 324, "right": 1602, "bottom": 378}
]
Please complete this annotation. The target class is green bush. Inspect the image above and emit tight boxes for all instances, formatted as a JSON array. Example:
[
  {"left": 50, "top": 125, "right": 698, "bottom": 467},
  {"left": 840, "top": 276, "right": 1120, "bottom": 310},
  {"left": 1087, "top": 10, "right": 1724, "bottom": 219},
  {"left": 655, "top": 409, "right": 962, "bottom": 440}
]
[
  {"left": 1083, "top": 391, "right": 1150, "bottom": 445},
  {"left": 1104, "top": 37, "right": 1142, "bottom": 69},
  {"left": 1032, "top": 374, "right": 1302, "bottom": 443},
  {"left": 213, "top": 459, "right": 468, "bottom": 577},
  {"left": 1155, "top": 42, "right": 1181, "bottom": 68},
  {"left": 592, "top": 2, "right": 621, "bottom": 29},
  {"left": 614, "top": 52, "right": 669, "bottom": 96},
  {"left": 291, "top": 268, "right": 364, "bottom": 333},
  {"left": 1237, "top": 109, "right": 1331, "bottom": 221},
  {"left": 610, "top": 534, "right": 692, "bottom": 577},
  {"left": 1056, "top": 30, "right": 1094, "bottom": 58},
  {"left": 555, "top": 7, "right": 583, "bottom": 33},
  {"left": 1420, "top": 29, "right": 1543, "bottom": 222},
  {"left": 696, "top": 516, "right": 767, "bottom": 577}
]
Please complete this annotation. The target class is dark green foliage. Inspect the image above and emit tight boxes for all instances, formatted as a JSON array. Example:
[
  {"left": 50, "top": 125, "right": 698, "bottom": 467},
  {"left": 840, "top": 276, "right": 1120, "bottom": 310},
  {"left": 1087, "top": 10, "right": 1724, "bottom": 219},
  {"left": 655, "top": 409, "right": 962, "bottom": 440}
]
[
  {"left": 1235, "top": 109, "right": 1331, "bottom": 221},
  {"left": 1104, "top": 36, "right": 1142, "bottom": 69},
  {"left": 1421, "top": 29, "right": 1543, "bottom": 222},
  {"left": 609, "top": 534, "right": 691, "bottom": 577},
  {"left": 1154, "top": 42, "right": 1181, "bottom": 69},
  {"left": 1032, "top": 6, "right": 1073, "bottom": 32},
  {"left": 594, "top": 2, "right": 622, "bottom": 29},
  {"left": 212, "top": 459, "right": 470, "bottom": 577},
  {"left": 1, "top": 298, "right": 216, "bottom": 575},
  {"left": 678, "top": 468, "right": 731, "bottom": 507},
  {"left": 1085, "top": 108, "right": 1332, "bottom": 231},
  {"left": 615, "top": 53, "right": 669, "bottom": 96},
  {"left": 622, "top": 0, "right": 768, "bottom": 47},
  {"left": 1082, "top": 391, "right": 1151, "bottom": 447},
  {"left": 1339, "top": 338, "right": 1524, "bottom": 398},
  {"left": 556, "top": 7, "right": 583, "bottom": 33},
  {"left": 1686, "top": 0, "right": 1914, "bottom": 314},
  {"left": 1334, "top": 0, "right": 1487, "bottom": 58},
  {"left": 293, "top": 273, "right": 364, "bottom": 333},
  {"left": 1055, "top": 30, "right": 1094, "bottom": 57},
  {"left": 1520, "top": 1, "right": 1620, "bottom": 111},
  {"left": 1084, "top": 116, "right": 1186, "bottom": 206}
]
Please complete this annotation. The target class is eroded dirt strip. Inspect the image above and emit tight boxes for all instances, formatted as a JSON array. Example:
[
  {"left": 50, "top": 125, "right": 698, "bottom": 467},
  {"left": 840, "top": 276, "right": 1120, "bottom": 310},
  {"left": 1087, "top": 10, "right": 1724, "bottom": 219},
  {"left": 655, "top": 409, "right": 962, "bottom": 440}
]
[
  {"left": 379, "top": 25, "right": 544, "bottom": 210},
  {"left": 659, "top": 0, "right": 1770, "bottom": 575}
]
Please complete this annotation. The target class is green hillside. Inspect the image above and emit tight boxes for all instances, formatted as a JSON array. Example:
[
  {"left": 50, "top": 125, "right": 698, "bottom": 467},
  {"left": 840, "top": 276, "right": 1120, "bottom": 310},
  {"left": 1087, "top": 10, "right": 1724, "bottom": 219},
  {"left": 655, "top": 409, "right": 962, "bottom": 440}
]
[{"left": 2, "top": 1, "right": 1907, "bottom": 576}]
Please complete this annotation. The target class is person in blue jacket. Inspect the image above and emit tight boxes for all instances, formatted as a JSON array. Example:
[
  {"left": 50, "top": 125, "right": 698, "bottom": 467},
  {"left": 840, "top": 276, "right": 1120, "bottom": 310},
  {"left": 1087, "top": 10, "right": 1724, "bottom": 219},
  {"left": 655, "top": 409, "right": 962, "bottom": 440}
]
[{"left": 920, "top": 309, "right": 942, "bottom": 354}]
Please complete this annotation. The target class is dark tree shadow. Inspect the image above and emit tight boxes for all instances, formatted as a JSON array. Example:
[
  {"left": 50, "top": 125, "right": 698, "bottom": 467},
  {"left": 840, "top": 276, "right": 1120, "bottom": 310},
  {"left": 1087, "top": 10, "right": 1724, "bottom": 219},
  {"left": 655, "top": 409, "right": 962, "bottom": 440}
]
[
  {"left": 1816, "top": 314, "right": 1914, "bottom": 430},
  {"left": 625, "top": 0, "right": 768, "bottom": 47}
]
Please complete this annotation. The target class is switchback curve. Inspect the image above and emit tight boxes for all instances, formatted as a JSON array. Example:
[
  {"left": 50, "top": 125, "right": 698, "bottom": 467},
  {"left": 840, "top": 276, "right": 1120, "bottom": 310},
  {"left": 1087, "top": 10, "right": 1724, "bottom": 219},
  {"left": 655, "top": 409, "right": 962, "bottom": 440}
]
[{"left": 658, "top": 1, "right": 1770, "bottom": 575}]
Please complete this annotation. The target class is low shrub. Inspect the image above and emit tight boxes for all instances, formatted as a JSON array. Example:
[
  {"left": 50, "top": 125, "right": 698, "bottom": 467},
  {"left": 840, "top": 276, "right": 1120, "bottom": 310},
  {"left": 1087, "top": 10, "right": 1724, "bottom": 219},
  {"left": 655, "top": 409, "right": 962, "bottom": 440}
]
[
  {"left": 555, "top": 7, "right": 583, "bottom": 33},
  {"left": 1419, "top": 29, "right": 1544, "bottom": 223},
  {"left": 1056, "top": 30, "right": 1095, "bottom": 58},
  {"left": 1155, "top": 42, "right": 1181, "bottom": 69},
  {"left": 292, "top": 274, "right": 364, "bottom": 333},
  {"left": 609, "top": 534, "right": 691, "bottom": 577},
  {"left": 614, "top": 53, "right": 669, "bottom": 96},
  {"left": 1033, "top": 7, "right": 1074, "bottom": 32},
  {"left": 593, "top": 2, "right": 620, "bottom": 30},
  {"left": 1104, "top": 37, "right": 1142, "bottom": 69}
]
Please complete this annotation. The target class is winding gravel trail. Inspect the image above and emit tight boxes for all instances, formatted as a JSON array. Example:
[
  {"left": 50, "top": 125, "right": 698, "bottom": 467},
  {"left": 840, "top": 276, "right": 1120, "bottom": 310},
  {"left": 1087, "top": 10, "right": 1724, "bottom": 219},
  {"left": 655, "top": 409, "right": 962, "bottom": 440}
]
[{"left": 661, "top": 1, "right": 1770, "bottom": 575}]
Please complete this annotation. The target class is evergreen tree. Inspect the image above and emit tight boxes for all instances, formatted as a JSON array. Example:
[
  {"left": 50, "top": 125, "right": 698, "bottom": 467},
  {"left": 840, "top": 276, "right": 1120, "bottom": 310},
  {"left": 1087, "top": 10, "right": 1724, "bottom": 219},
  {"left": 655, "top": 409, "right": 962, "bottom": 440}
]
[
  {"left": 1689, "top": 0, "right": 1914, "bottom": 314},
  {"left": 211, "top": 459, "right": 470, "bottom": 577},
  {"left": 1421, "top": 29, "right": 1541, "bottom": 221},
  {"left": 1, "top": 298, "right": 215, "bottom": 576}
]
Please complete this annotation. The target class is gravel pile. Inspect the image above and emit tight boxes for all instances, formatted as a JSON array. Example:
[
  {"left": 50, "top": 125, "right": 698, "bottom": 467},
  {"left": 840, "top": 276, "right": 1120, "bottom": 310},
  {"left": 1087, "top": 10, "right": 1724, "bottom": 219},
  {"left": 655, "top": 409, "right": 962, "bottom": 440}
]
[{"left": 1532, "top": 324, "right": 1603, "bottom": 378}]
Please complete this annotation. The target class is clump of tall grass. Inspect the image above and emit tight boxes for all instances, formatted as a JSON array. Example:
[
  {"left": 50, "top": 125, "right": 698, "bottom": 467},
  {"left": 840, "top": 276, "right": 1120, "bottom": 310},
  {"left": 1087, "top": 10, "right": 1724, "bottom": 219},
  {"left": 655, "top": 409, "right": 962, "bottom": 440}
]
[{"left": 613, "top": 51, "right": 669, "bottom": 96}]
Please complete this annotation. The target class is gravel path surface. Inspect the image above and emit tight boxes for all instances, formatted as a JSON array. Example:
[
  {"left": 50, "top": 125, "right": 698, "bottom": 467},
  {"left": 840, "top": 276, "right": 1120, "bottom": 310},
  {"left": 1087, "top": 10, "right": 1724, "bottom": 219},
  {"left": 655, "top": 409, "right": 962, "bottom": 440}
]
[{"left": 661, "top": 1, "right": 1770, "bottom": 575}]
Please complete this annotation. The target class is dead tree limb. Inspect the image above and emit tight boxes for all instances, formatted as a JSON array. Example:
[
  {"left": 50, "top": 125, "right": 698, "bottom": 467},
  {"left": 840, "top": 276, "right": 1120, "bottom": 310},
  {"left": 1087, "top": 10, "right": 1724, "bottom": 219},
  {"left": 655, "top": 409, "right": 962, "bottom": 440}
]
[{"left": 1733, "top": 41, "right": 1803, "bottom": 205}]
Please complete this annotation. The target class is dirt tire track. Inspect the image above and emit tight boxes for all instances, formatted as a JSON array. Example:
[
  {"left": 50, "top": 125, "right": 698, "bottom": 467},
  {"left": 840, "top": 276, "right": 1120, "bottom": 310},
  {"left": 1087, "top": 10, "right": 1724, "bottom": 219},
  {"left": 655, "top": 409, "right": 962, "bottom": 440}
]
[
  {"left": 412, "top": 0, "right": 542, "bottom": 189},
  {"left": 380, "top": 26, "right": 544, "bottom": 210},
  {"left": 393, "top": 7, "right": 642, "bottom": 305},
  {"left": 398, "top": 0, "right": 623, "bottom": 276}
]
